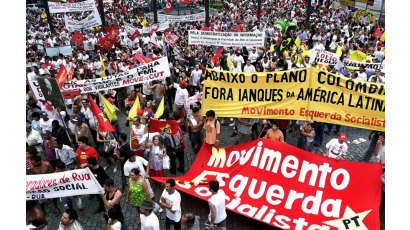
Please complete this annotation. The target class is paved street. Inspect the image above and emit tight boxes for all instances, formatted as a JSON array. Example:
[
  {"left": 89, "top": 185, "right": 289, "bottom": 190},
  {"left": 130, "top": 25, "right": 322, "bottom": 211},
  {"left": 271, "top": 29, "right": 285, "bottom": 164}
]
[{"left": 30, "top": 112, "right": 384, "bottom": 230}]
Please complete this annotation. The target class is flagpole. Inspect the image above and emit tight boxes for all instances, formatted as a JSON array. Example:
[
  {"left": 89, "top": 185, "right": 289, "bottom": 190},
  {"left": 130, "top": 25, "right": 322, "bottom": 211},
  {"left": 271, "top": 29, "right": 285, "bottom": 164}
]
[
  {"left": 53, "top": 106, "right": 75, "bottom": 149},
  {"left": 42, "top": 0, "right": 54, "bottom": 34}
]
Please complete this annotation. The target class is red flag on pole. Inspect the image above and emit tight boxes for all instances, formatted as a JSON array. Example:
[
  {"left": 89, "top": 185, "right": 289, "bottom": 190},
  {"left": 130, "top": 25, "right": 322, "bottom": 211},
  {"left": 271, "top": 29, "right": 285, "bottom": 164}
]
[
  {"left": 67, "top": 65, "right": 74, "bottom": 81},
  {"left": 88, "top": 96, "right": 116, "bottom": 132},
  {"left": 70, "top": 31, "right": 84, "bottom": 44},
  {"left": 149, "top": 120, "right": 180, "bottom": 135},
  {"left": 211, "top": 47, "right": 223, "bottom": 65},
  {"left": 134, "top": 52, "right": 161, "bottom": 65},
  {"left": 108, "top": 24, "right": 119, "bottom": 37},
  {"left": 193, "top": 0, "right": 197, "bottom": 5},
  {"left": 113, "top": 6, "right": 117, "bottom": 17},
  {"left": 178, "top": 107, "right": 188, "bottom": 132},
  {"left": 165, "top": 0, "right": 173, "bottom": 12},
  {"left": 373, "top": 25, "right": 381, "bottom": 37},
  {"left": 200, "top": 26, "right": 210, "bottom": 31},
  {"left": 56, "top": 65, "right": 67, "bottom": 88},
  {"left": 181, "top": 0, "right": 189, "bottom": 3},
  {"left": 97, "top": 37, "right": 117, "bottom": 50},
  {"left": 122, "top": 4, "right": 127, "bottom": 13},
  {"left": 130, "top": 29, "right": 140, "bottom": 41}
]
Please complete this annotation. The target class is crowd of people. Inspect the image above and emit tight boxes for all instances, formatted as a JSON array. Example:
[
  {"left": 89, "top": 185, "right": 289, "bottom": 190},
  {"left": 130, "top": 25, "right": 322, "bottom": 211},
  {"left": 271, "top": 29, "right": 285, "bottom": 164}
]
[{"left": 26, "top": 0, "right": 385, "bottom": 229}]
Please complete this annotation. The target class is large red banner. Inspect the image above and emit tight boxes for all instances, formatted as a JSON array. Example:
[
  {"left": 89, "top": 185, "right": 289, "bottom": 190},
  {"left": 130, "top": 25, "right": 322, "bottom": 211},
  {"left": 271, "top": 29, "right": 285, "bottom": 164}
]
[{"left": 151, "top": 139, "right": 382, "bottom": 230}]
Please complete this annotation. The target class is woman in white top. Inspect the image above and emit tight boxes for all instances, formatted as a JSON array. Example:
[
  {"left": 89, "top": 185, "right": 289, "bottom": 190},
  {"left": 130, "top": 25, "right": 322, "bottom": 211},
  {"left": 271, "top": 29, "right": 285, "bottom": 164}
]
[
  {"left": 106, "top": 208, "right": 122, "bottom": 230},
  {"left": 261, "top": 56, "right": 270, "bottom": 72}
]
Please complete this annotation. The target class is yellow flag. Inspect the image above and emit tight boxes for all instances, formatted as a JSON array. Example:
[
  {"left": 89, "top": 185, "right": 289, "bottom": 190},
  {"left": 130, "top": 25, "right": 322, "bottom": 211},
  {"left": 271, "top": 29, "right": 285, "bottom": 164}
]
[
  {"left": 101, "top": 96, "right": 117, "bottom": 122},
  {"left": 128, "top": 96, "right": 141, "bottom": 130},
  {"left": 349, "top": 50, "right": 366, "bottom": 62},
  {"left": 380, "top": 32, "right": 385, "bottom": 42},
  {"left": 227, "top": 58, "right": 233, "bottom": 69},
  {"left": 136, "top": 16, "right": 141, "bottom": 24},
  {"left": 335, "top": 47, "right": 342, "bottom": 56},
  {"left": 295, "top": 36, "right": 301, "bottom": 48},
  {"left": 41, "top": 13, "right": 47, "bottom": 19},
  {"left": 283, "top": 50, "right": 289, "bottom": 58},
  {"left": 99, "top": 54, "right": 106, "bottom": 77},
  {"left": 154, "top": 97, "right": 164, "bottom": 119},
  {"left": 302, "top": 47, "right": 311, "bottom": 58},
  {"left": 270, "top": 44, "right": 274, "bottom": 52},
  {"left": 141, "top": 19, "right": 147, "bottom": 27}
]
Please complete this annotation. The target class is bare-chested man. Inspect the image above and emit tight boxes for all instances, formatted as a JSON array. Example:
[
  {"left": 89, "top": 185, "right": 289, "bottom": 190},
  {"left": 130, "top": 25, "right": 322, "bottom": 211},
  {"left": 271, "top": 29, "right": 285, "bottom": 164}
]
[
  {"left": 149, "top": 80, "right": 165, "bottom": 109},
  {"left": 29, "top": 155, "right": 61, "bottom": 217}
]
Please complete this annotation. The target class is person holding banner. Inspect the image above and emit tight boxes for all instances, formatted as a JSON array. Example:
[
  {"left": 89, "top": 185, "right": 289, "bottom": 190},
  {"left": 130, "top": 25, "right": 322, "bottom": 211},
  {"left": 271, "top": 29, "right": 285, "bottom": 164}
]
[
  {"left": 27, "top": 200, "right": 48, "bottom": 230},
  {"left": 160, "top": 179, "right": 182, "bottom": 230},
  {"left": 100, "top": 178, "right": 124, "bottom": 224},
  {"left": 301, "top": 122, "right": 316, "bottom": 152},
  {"left": 325, "top": 133, "right": 349, "bottom": 161},
  {"left": 58, "top": 208, "right": 84, "bottom": 230},
  {"left": 205, "top": 180, "right": 227, "bottom": 230}
]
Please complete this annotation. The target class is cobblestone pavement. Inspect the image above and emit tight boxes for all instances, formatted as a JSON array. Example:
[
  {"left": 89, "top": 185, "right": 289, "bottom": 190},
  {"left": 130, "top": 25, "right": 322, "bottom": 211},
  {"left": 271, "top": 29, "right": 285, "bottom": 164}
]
[{"left": 30, "top": 113, "right": 385, "bottom": 230}]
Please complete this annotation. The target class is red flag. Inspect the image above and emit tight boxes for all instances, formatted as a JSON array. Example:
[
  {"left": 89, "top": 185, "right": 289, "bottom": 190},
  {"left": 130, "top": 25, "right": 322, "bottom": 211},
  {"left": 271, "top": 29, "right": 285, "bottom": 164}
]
[
  {"left": 201, "top": 26, "right": 210, "bottom": 31},
  {"left": 180, "top": 0, "right": 189, "bottom": 3},
  {"left": 113, "top": 6, "right": 117, "bottom": 17},
  {"left": 67, "top": 65, "right": 74, "bottom": 81},
  {"left": 122, "top": 4, "right": 127, "bottom": 13},
  {"left": 211, "top": 47, "right": 223, "bottom": 65},
  {"left": 70, "top": 31, "right": 84, "bottom": 44},
  {"left": 88, "top": 96, "right": 116, "bottom": 132},
  {"left": 69, "top": 0, "right": 74, "bottom": 3},
  {"left": 108, "top": 24, "right": 119, "bottom": 37},
  {"left": 104, "top": 26, "right": 112, "bottom": 33},
  {"left": 165, "top": 0, "right": 173, "bottom": 12},
  {"left": 134, "top": 52, "right": 161, "bottom": 65},
  {"left": 56, "top": 65, "right": 67, "bottom": 88},
  {"left": 178, "top": 107, "right": 188, "bottom": 132},
  {"left": 234, "top": 25, "right": 243, "bottom": 32},
  {"left": 373, "top": 25, "right": 381, "bottom": 37},
  {"left": 193, "top": 0, "right": 197, "bottom": 5},
  {"left": 149, "top": 25, "right": 160, "bottom": 34},
  {"left": 97, "top": 37, "right": 117, "bottom": 50},
  {"left": 149, "top": 120, "right": 180, "bottom": 135},
  {"left": 130, "top": 29, "right": 140, "bottom": 41}
]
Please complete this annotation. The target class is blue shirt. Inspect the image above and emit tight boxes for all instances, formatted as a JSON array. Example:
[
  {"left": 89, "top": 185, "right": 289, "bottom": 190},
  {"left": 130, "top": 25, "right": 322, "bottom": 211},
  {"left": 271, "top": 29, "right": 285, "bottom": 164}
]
[{"left": 32, "top": 120, "right": 41, "bottom": 133}]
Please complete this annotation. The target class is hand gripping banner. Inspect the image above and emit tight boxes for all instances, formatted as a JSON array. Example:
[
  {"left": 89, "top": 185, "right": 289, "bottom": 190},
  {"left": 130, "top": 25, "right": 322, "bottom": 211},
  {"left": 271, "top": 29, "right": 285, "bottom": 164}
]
[{"left": 151, "top": 139, "right": 382, "bottom": 230}]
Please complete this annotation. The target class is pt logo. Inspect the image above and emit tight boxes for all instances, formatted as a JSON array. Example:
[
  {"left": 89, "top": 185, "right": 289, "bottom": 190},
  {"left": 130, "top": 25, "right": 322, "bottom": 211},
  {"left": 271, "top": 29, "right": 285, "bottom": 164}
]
[{"left": 323, "top": 206, "right": 372, "bottom": 230}]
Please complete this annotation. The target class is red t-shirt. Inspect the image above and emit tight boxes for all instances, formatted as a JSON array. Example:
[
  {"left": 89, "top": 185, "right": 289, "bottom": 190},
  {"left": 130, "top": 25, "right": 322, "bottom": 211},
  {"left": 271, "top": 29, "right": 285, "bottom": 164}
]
[{"left": 76, "top": 147, "right": 98, "bottom": 165}]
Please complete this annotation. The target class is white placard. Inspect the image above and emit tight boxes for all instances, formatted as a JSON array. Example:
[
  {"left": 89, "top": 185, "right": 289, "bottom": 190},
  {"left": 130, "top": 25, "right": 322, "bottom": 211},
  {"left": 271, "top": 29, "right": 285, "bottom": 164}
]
[
  {"left": 188, "top": 30, "right": 265, "bottom": 47},
  {"left": 26, "top": 168, "right": 103, "bottom": 200},
  {"left": 29, "top": 57, "right": 171, "bottom": 100}
]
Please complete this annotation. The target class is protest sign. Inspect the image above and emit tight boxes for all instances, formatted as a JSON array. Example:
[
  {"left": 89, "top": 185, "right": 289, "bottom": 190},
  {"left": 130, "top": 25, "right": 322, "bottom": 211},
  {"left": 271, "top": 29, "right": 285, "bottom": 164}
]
[
  {"left": 26, "top": 168, "right": 103, "bottom": 200},
  {"left": 201, "top": 67, "right": 385, "bottom": 131},
  {"left": 151, "top": 139, "right": 382, "bottom": 230},
  {"left": 188, "top": 30, "right": 265, "bottom": 47},
  {"left": 158, "top": 12, "right": 205, "bottom": 22},
  {"left": 36, "top": 76, "right": 66, "bottom": 108},
  {"left": 48, "top": 0, "right": 95, "bottom": 13},
  {"left": 45, "top": 45, "right": 73, "bottom": 57},
  {"left": 123, "top": 21, "right": 169, "bottom": 35},
  {"left": 309, "top": 49, "right": 384, "bottom": 70},
  {"left": 30, "top": 57, "right": 171, "bottom": 100},
  {"left": 65, "top": 8, "right": 102, "bottom": 32}
]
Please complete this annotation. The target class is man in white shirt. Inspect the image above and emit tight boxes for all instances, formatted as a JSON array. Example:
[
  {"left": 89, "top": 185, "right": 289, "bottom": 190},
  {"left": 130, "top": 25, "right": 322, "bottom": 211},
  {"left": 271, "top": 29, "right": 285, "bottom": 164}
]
[
  {"left": 191, "top": 65, "right": 202, "bottom": 88},
  {"left": 93, "top": 59, "right": 102, "bottom": 75},
  {"left": 139, "top": 198, "right": 160, "bottom": 230},
  {"left": 170, "top": 79, "right": 189, "bottom": 113},
  {"left": 206, "top": 181, "right": 227, "bottom": 230},
  {"left": 243, "top": 59, "right": 256, "bottom": 72},
  {"left": 233, "top": 50, "right": 244, "bottom": 70},
  {"left": 326, "top": 133, "right": 348, "bottom": 161},
  {"left": 160, "top": 179, "right": 182, "bottom": 230},
  {"left": 248, "top": 48, "right": 259, "bottom": 65},
  {"left": 356, "top": 66, "right": 368, "bottom": 81},
  {"left": 368, "top": 69, "right": 385, "bottom": 83}
]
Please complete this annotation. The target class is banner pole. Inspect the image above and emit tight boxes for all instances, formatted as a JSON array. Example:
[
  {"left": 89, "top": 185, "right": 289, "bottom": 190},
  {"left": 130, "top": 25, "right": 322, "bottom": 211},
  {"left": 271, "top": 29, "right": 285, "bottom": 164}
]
[
  {"left": 42, "top": 0, "right": 55, "bottom": 34},
  {"left": 97, "top": 0, "right": 107, "bottom": 31},
  {"left": 53, "top": 106, "right": 75, "bottom": 149},
  {"left": 205, "top": 0, "right": 210, "bottom": 27}
]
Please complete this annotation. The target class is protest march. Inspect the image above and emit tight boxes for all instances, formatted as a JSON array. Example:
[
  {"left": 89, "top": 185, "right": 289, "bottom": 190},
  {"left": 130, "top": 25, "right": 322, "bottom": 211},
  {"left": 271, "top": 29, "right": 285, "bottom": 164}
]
[{"left": 25, "top": 0, "right": 386, "bottom": 229}]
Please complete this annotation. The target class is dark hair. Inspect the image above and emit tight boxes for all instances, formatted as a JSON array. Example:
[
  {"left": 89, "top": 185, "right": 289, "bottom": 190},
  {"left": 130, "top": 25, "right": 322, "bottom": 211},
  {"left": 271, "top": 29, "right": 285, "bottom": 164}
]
[
  {"left": 192, "top": 107, "right": 200, "bottom": 113},
  {"left": 26, "top": 200, "right": 37, "bottom": 211},
  {"left": 32, "top": 112, "right": 40, "bottom": 118},
  {"left": 56, "top": 161, "right": 66, "bottom": 170},
  {"left": 119, "top": 133, "right": 127, "bottom": 141},
  {"left": 308, "top": 123, "right": 316, "bottom": 129},
  {"left": 52, "top": 120, "right": 59, "bottom": 125},
  {"left": 103, "top": 178, "right": 114, "bottom": 187},
  {"left": 184, "top": 213, "right": 196, "bottom": 224},
  {"left": 166, "top": 179, "right": 176, "bottom": 187},
  {"left": 86, "top": 157, "right": 97, "bottom": 166},
  {"left": 27, "top": 147, "right": 38, "bottom": 156},
  {"left": 78, "top": 136, "right": 89, "bottom": 145},
  {"left": 32, "top": 155, "right": 42, "bottom": 163},
  {"left": 272, "top": 120, "right": 280, "bottom": 128},
  {"left": 127, "top": 150, "right": 135, "bottom": 158},
  {"left": 209, "top": 180, "right": 219, "bottom": 192},
  {"left": 130, "top": 168, "right": 140, "bottom": 176},
  {"left": 205, "top": 110, "right": 215, "bottom": 118},
  {"left": 108, "top": 208, "right": 121, "bottom": 220},
  {"left": 55, "top": 138, "right": 64, "bottom": 145},
  {"left": 380, "top": 131, "right": 385, "bottom": 138},
  {"left": 65, "top": 208, "right": 79, "bottom": 221}
]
